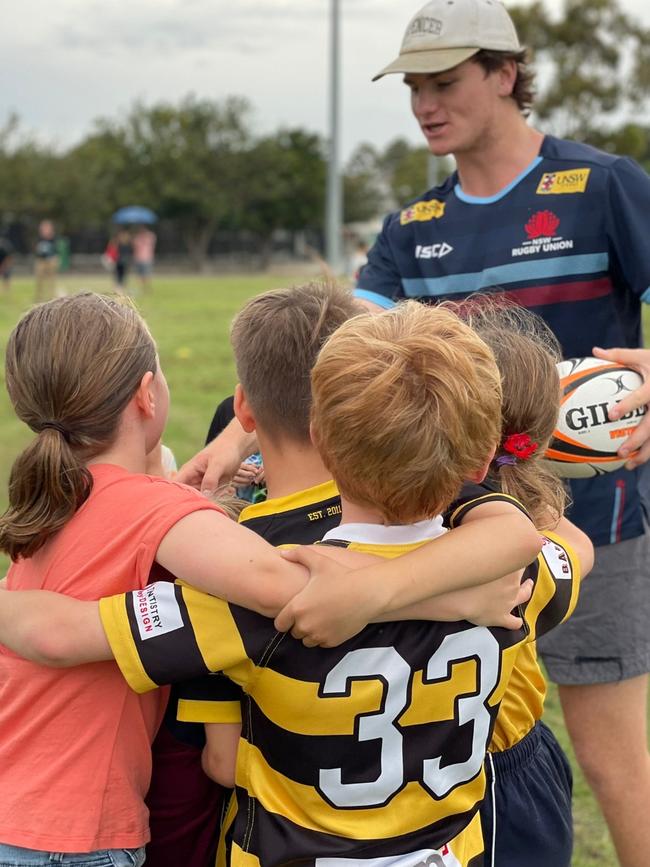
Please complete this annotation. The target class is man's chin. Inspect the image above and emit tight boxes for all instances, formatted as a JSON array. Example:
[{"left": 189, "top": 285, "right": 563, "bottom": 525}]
[{"left": 426, "top": 142, "right": 453, "bottom": 158}]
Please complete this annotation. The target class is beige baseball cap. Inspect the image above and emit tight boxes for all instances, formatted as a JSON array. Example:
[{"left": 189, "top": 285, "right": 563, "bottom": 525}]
[{"left": 373, "top": 0, "right": 521, "bottom": 81}]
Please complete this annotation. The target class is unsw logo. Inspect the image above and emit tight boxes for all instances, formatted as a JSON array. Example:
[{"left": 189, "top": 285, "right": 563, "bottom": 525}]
[
  {"left": 511, "top": 210, "right": 574, "bottom": 258},
  {"left": 415, "top": 242, "right": 453, "bottom": 259},
  {"left": 536, "top": 168, "right": 591, "bottom": 195}
]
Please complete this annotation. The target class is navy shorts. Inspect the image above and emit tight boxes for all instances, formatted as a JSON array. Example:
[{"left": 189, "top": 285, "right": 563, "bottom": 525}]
[{"left": 480, "top": 721, "right": 573, "bottom": 867}]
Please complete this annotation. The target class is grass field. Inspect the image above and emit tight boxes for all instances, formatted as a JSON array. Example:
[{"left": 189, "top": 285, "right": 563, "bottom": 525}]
[{"left": 0, "top": 272, "right": 641, "bottom": 865}]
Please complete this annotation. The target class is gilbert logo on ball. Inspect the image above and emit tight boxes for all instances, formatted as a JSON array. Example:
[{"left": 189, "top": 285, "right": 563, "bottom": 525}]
[{"left": 545, "top": 357, "right": 646, "bottom": 478}]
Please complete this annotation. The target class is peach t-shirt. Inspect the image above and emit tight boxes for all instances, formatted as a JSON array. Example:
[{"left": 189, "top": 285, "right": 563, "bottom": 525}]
[{"left": 0, "top": 464, "right": 222, "bottom": 852}]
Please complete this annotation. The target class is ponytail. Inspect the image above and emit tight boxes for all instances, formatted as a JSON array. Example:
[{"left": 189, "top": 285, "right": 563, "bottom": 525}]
[
  {"left": 0, "top": 428, "right": 92, "bottom": 560},
  {"left": 441, "top": 295, "right": 567, "bottom": 528},
  {"left": 491, "top": 454, "right": 566, "bottom": 530},
  {"left": 0, "top": 293, "right": 157, "bottom": 560}
]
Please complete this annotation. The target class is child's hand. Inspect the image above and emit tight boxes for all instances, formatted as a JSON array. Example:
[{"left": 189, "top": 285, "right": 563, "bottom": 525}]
[
  {"left": 274, "top": 547, "right": 388, "bottom": 647},
  {"left": 232, "top": 461, "right": 261, "bottom": 488},
  {"left": 452, "top": 574, "right": 534, "bottom": 630}
]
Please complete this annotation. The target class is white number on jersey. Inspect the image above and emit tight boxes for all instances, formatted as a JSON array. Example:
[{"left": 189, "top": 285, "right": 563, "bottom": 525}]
[{"left": 318, "top": 629, "right": 500, "bottom": 808}]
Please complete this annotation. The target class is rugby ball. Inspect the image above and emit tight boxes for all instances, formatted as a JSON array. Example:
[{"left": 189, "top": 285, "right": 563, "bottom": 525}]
[{"left": 544, "top": 357, "right": 646, "bottom": 478}]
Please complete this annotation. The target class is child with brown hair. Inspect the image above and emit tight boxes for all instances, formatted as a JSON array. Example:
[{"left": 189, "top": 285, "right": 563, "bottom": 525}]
[{"left": 0, "top": 301, "right": 590, "bottom": 866}]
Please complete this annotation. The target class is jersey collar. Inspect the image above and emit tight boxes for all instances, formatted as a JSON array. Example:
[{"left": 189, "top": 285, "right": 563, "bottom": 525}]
[
  {"left": 322, "top": 515, "right": 446, "bottom": 546},
  {"left": 454, "top": 155, "right": 543, "bottom": 205}
]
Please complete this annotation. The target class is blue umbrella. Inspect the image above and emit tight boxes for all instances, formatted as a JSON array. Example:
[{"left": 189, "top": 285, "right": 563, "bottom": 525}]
[{"left": 112, "top": 205, "right": 157, "bottom": 225}]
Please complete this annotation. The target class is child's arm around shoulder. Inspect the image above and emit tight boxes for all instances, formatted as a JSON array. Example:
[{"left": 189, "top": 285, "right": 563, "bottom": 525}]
[
  {"left": 0, "top": 493, "right": 310, "bottom": 668},
  {"left": 0, "top": 590, "right": 111, "bottom": 666},
  {"left": 154, "top": 507, "right": 307, "bottom": 616},
  {"left": 545, "top": 514, "right": 594, "bottom": 580},
  {"left": 396, "top": 500, "right": 596, "bottom": 627},
  {"left": 275, "top": 499, "right": 542, "bottom": 646}
]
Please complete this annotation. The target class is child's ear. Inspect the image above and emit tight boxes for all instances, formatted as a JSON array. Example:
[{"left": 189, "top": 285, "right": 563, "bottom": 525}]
[
  {"left": 468, "top": 446, "right": 497, "bottom": 484},
  {"left": 134, "top": 371, "right": 156, "bottom": 419},
  {"left": 234, "top": 384, "right": 257, "bottom": 433}
]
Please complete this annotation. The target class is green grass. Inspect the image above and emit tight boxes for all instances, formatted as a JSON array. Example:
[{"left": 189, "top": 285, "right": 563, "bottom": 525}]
[
  {"left": 0, "top": 272, "right": 312, "bottom": 530},
  {"left": 0, "top": 272, "right": 644, "bottom": 865}
]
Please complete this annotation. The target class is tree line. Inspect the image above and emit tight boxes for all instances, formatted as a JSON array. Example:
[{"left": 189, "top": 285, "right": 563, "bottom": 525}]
[{"left": 1, "top": 0, "right": 648, "bottom": 267}]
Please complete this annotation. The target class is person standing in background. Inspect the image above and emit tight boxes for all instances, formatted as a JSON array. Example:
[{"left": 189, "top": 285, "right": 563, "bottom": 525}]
[
  {"left": 34, "top": 220, "right": 58, "bottom": 303},
  {"left": 133, "top": 225, "right": 157, "bottom": 293},
  {"left": 114, "top": 228, "right": 133, "bottom": 292},
  {"left": 0, "top": 235, "right": 14, "bottom": 294}
]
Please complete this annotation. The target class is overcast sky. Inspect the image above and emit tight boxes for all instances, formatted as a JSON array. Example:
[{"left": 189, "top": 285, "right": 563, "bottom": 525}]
[{"left": 3, "top": 0, "right": 649, "bottom": 161}]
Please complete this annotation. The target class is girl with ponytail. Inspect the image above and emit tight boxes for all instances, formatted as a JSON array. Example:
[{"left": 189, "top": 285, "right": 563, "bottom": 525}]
[
  {"left": 465, "top": 299, "right": 567, "bottom": 529},
  {"left": 1, "top": 293, "right": 159, "bottom": 559},
  {"left": 442, "top": 296, "right": 587, "bottom": 867}
]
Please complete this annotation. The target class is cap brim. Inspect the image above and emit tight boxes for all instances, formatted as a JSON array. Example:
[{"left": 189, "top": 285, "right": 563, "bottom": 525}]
[{"left": 372, "top": 47, "right": 481, "bottom": 81}]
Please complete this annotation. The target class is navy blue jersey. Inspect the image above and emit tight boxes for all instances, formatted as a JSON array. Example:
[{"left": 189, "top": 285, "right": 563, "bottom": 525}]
[
  {"left": 357, "top": 136, "right": 650, "bottom": 546},
  {"left": 34, "top": 236, "right": 57, "bottom": 259}
]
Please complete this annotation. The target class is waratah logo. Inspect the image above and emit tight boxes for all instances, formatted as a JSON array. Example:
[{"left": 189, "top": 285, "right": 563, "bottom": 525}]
[{"left": 525, "top": 210, "right": 560, "bottom": 239}]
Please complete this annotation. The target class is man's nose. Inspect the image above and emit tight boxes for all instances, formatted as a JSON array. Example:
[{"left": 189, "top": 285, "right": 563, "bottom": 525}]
[{"left": 414, "top": 89, "right": 440, "bottom": 116}]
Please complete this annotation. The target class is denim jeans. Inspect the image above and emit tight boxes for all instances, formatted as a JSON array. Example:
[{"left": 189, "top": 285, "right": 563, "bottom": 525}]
[{"left": 0, "top": 844, "right": 145, "bottom": 867}]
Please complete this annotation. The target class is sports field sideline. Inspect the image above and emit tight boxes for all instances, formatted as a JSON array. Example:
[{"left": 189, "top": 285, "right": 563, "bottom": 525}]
[{"left": 0, "top": 272, "right": 644, "bottom": 866}]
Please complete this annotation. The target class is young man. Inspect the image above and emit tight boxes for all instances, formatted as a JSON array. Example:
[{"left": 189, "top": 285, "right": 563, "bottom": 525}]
[
  {"left": 0, "top": 303, "right": 589, "bottom": 866},
  {"left": 346, "top": 3, "right": 650, "bottom": 864}
]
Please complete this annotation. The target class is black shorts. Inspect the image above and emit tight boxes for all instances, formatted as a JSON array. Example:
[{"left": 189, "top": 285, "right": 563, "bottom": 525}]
[{"left": 480, "top": 721, "right": 573, "bottom": 867}]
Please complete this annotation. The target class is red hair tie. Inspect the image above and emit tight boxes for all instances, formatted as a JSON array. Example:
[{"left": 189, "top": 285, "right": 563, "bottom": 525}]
[{"left": 497, "top": 432, "right": 539, "bottom": 465}]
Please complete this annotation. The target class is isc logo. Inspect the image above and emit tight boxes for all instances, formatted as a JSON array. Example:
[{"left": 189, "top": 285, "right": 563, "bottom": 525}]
[{"left": 415, "top": 243, "right": 453, "bottom": 259}]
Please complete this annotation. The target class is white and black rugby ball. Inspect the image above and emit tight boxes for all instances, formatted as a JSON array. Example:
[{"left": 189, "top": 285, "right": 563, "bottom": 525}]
[{"left": 544, "top": 357, "right": 646, "bottom": 478}]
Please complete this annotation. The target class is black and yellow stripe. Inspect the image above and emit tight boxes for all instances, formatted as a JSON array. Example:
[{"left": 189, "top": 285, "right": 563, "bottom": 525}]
[
  {"left": 172, "top": 480, "right": 344, "bottom": 725},
  {"left": 238, "top": 480, "right": 341, "bottom": 546},
  {"left": 443, "top": 483, "right": 581, "bottom": 752}
]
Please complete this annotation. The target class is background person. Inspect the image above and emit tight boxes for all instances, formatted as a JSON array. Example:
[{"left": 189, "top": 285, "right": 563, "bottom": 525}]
[
  {"left": 348, "top": 3, "right": 650, "bottom": 864},
  {"left": 133, "top": 225, "right": 157, "bottom": 293},
  {"left": 34, "top": 219, "right": 58, "bottom": 303},
  {"left": 113, "top": 228, "right": 133, "bottom": 292},
  {"left": 0, "top": 235, "right": 14, "bottom": 294}
]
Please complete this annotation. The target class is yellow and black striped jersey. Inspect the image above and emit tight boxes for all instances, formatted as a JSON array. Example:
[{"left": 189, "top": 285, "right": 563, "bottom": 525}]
[
  {"left": 100, "top": 513, "right": 580, "bottom": 867},
  {"left": 175, "top": 480, "right": 342, "bottom": 728},
  {"left": 237, "top": 480, "right": 341, "bottom": 546},
  {"left": 445, "top": 483, "right": 581, "bottom": 751}
]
